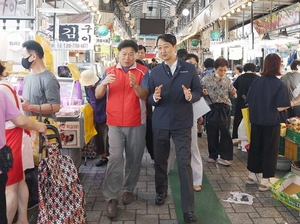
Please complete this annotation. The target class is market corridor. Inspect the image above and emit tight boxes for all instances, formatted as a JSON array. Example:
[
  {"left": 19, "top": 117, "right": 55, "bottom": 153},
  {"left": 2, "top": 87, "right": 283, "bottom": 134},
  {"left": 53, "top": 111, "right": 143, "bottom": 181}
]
[{"left": 29, "top": 134, "right": 300, "bottom": 224}]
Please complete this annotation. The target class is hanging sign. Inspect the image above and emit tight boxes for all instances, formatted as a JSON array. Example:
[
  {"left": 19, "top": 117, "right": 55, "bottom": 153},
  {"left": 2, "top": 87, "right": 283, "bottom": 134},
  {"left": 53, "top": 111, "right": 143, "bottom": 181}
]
[
  {"left": 6, "top": 31, "right": 24, "bottom": 52},
  {"left": 51, "top": 23, "right": 94, "bottom": 50}
]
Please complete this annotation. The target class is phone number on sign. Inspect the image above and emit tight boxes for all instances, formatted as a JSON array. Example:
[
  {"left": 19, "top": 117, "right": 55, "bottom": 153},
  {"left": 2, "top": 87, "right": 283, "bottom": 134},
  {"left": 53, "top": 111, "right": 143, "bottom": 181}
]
[{"left": 51, "top": 42, "right": 90, "bottom": 49}]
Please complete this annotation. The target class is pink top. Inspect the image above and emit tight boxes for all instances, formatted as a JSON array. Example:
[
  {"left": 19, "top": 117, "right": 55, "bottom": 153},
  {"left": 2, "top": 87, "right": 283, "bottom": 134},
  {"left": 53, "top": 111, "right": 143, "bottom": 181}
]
[{"left": 0, "top": 89, "right": 21, "bottom": 149}]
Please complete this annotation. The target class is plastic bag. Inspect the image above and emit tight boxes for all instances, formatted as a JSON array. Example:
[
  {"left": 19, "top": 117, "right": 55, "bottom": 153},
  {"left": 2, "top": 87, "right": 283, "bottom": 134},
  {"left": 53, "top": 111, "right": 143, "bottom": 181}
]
[
  {"left": 222, "top": 192, "right": 254, "bottom": 205},
  {"left": 238, "top": 118, "right": 248, "bottom": 141}
]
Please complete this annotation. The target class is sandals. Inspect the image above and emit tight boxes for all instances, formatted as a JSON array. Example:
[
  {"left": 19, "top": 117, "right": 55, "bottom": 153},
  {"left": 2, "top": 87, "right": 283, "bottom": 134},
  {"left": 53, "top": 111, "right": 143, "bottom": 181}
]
[{"left": 193, "top": 185, "right": 202, "bottom": 192}]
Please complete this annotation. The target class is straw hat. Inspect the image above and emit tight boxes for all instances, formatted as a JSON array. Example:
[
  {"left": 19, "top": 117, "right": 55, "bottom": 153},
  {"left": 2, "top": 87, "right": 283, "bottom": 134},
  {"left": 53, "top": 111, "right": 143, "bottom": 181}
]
[{"left": 79, "top": 70, "right": 99, "bottom": 86}]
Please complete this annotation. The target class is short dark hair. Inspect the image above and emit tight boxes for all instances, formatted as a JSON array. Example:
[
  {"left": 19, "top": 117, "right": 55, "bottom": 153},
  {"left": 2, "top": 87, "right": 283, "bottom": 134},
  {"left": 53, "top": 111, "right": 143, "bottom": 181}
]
[
  {"left": 243, "top": 63, "right": 256, "bottom": 72},
  {"left": 177, "top": 49, "right": 188, "bottom": 59},
  {"left": 135, "top": 59, "right": 144, "bottom": 65},
  {"left": 156, "top": 34, "right": 176, "bottom": 47},
  {"left": 0, "top": 63, "right": 5, "bottom": 75},
  {"left": 22, "top": 40, "right": 44, "bottom": 59},
  {"left": 138, "top": 45, "right": 146, "bottom": 52},
  {"left": 118, "top": 40, "right": 138, "bottom": 52},
  {"left": 204, "top": 58, "right": 214, "bottom": 68},
  {"left": 213, "top": 57, "right": 228, "bottom": 69},
  {"left": 261, "top": 53, "right": 281, "bottom": 77},
  {"left": 290, "top": 59, "right": 300, "bottom": 70},
  {"left": 235, "top": 64, "right": 243, "bottom": 73},
  {"left": 182, "top": 53, "right": 199, "bottom": 64}
]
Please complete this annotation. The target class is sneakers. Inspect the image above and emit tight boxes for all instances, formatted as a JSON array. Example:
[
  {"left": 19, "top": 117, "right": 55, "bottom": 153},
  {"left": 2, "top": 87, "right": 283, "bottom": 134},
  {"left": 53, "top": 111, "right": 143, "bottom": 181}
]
[{"left": 217, "top": 158, "right": 232, "bottom": 166}]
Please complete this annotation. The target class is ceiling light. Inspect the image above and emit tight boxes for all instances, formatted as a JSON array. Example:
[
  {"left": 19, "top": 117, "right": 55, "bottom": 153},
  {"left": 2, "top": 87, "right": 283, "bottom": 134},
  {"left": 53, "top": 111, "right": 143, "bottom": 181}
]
[
  {"left": 262, "top": 33, "right": 271, "bottom": 40},
  {"left": 182, "top": 8, "right": 189, "bottom": 16},
  {"left": 227, "top": 13, "right": 231, "bottom": 17},
  {"left": 278, "top": 28, "right": 288, "bottom": 37},
  {"left": 236, "top": 8, "right": 241, "bottom": 12},
  {"left": 242, "top": 4, "right": 246, "bottom": 8},
  {"left": 103, "top": 0, "right": 110, "bottom": 3},
  {"left": 219, "top": 17, "right": 222, "bottom": 20},
  {"left": 247, "top": 2, "right": 252, "bottom": 6},
  {"left": 231, "top": 9, "right": 235, "bottom": 14},
  {"left": 223, "top": 17, "right": 227, "bottom": 20}
]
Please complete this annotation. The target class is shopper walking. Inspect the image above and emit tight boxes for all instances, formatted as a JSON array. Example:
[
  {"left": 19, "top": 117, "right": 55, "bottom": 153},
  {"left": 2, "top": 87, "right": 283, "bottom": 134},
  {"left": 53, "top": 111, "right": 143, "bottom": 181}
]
[
  {"left": 182, "top": 53, "right": 203, "bottom": 192},
  {"left": 201, "top": 57, "right": 236, "bottom": 166},
  {"left": 281, "top": 59, "right": 300, "bottom": 117},
  {"left": 148, "top": 34, "right": 202, "bottom": 223},
  {"left": 95, "top": 40, "right": 149, "bottom": 218},
  {"left": 246, "top": 53, "right": 299, "bottom": 191},
  {"left": 79, "top": 70, "right": 109, "bottom": 167},
  {"left": 0, "top": 89, "right": 46, "bottom": 224},
  {"left": 21, "top": 40, "right": 61, "bottom": 209},
  {"left": 232, "top": 63, "right": 259, "bottom": 140}
]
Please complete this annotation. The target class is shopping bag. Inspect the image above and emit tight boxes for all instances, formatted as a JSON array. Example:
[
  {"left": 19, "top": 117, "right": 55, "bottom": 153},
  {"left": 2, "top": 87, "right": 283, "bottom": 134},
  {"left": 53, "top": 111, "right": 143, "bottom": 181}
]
[
  {"left": 238, "top": 118, "right": 248, "bottom": 141},
  {"left": 241, "top": 107, "right": 251, "bottom": 142},
  {"left": 81, "top": 104, "right": 97, "bottom": 144}
]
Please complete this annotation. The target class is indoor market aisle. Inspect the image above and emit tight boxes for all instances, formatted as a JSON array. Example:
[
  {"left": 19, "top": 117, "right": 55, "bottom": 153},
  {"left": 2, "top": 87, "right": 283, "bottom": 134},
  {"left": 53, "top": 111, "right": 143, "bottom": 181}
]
[{"left": 29, "top": 134, "right": 300, "bottom": 223}]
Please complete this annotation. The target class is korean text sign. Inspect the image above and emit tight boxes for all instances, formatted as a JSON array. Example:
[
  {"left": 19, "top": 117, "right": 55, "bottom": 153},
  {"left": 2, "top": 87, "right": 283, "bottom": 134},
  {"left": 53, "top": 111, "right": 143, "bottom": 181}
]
[{"left": 51, "top": 23, "right": 94, "bottom": 50}]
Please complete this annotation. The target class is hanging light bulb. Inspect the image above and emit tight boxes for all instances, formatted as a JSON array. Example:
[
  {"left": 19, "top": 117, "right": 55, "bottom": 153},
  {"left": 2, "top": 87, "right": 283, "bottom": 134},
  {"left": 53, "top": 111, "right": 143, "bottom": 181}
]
[{"left": 182, "top": 8, "right": 189, "bottom": 16}]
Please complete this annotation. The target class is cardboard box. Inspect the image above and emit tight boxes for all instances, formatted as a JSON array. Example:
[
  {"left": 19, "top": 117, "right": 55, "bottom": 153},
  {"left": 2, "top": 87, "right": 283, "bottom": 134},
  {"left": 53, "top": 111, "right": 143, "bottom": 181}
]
[{"left": 271, "top": 172, "right": 300, "bottom": 210}]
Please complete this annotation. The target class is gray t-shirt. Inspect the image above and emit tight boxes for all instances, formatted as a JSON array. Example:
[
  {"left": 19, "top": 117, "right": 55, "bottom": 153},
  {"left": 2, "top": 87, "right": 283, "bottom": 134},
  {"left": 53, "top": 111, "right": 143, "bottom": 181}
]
[{"left": 22, "top": 69, "right": 60, "bottom": 116}]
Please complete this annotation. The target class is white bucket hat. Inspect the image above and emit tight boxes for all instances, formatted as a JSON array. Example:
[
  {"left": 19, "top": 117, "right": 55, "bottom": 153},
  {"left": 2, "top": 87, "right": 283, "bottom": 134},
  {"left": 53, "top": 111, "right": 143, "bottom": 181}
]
[{"left": 79, "top": 70, "right": 99, "bottom": 86}]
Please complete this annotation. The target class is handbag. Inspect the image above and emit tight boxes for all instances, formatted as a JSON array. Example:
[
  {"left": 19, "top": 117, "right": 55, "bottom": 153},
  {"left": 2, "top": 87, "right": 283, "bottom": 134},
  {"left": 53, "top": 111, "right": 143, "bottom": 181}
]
[
  {"left": 38, "top": 142, "right": 86, "bottom": 223},
  {"left": 205, "top": 95, "right": 230, "bottom": 130},
  {"left": 0, "top": 145, "right": 13, "bottom": 173}
]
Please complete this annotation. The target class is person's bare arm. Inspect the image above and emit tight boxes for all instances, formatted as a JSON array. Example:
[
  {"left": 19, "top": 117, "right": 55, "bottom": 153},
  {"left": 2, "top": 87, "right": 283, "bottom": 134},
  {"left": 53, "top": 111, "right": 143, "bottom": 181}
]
[
  {"left": 95, "top": 74, "right": 116, "bottom": 99},
  {"left": 11, "top": 114, "right": 46, "bottom": 133},
  {"left": 22, "top": 102, "right": 60, "bottom": 114}
]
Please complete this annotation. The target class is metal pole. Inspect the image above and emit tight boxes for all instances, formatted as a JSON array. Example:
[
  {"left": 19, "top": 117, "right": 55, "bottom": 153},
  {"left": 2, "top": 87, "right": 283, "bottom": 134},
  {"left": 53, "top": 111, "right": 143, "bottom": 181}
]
[
  {"left": 242, "top": 8, "right": 244, "bottom": 38},
  {"left": 53, "top": 0, "right": 57, "bottom": 40},
  {"left": 251, "top": 2, "right": 254, "bottom": 50}
]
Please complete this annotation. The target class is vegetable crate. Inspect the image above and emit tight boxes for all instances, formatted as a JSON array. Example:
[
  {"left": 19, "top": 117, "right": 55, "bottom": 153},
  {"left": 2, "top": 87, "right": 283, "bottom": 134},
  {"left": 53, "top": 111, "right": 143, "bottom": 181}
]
[
  {"left": 286, "top": 128, "right": 300, "bottom": 144},
  {"left": 284, "top": 138, "right": 300, "bottom": 161},
  {"left": 279, "top": 136, "right": 285, "bottom": 156}
]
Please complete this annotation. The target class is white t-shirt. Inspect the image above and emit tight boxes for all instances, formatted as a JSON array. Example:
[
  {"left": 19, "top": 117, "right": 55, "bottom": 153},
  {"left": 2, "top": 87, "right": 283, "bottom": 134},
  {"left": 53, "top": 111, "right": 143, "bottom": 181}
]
[{"left": 0, "top": 80, "right": 23, "bottom": 129}]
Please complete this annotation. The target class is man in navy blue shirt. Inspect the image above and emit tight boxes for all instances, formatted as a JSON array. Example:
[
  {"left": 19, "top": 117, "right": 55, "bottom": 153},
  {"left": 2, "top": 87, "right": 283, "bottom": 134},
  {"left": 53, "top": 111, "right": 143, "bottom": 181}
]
[{"left": 148, "top": 34, "right": 202, "bottom": 223}]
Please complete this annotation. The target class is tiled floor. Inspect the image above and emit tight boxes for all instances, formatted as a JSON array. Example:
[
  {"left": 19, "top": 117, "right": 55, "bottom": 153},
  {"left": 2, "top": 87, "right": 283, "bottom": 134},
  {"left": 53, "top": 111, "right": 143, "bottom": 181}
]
[{"left": 30, "top": 134, "right": 300, "bottom": 223}]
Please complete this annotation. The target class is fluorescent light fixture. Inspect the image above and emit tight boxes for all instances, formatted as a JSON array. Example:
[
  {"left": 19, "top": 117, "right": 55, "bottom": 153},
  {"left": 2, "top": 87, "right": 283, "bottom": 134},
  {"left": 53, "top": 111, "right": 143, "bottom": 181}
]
[
  {"left": 170, "top": 5, "right": 176, "bottom": 16},
  {"left": 37, "top": 8, "right": 80, "bottom": 14},
  {"left": 142, "top": 2, "right": 147, "bottom": 13}
]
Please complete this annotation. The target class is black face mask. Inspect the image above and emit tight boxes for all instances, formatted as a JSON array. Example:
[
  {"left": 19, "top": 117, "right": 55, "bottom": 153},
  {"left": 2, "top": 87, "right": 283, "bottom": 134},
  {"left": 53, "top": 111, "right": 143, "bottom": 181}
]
[{"left": 21, "top": 54, "right": 33, "bottom": 69}]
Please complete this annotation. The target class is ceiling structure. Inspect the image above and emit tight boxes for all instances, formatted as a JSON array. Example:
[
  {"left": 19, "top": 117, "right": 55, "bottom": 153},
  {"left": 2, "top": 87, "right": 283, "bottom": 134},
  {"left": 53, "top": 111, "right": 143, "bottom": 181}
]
[{"left": 27, "top": 0, "right": 300, "bottom": 47}]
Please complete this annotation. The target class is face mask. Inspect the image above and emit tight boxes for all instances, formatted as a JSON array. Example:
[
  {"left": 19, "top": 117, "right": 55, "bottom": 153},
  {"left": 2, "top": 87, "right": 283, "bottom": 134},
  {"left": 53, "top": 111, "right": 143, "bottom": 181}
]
[{"left": 21, "top": 54, "right": 33, "bottom": 69}]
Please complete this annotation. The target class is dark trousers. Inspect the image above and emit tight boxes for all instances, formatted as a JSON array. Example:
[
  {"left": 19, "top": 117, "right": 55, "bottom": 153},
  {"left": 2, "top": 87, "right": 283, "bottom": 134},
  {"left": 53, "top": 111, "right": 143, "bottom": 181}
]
[
  {"left": 206, "top": 107, "right": 233, "bottom": 160},
  {"left": 0, "top": 172, "right": 8, "bottom": 224},
  {"left": 94, "top": 122, "right": 109, "bottom": 156},
  {"left": 247, "top": 124, "right": 280, "bottom": 178},
  {"left": 153, "top": 128, "right": 194, "bottom": 213},
  {"left": 232, "top": 107, "right": 242, "bottom": 139},
  {"left": 26, "top": 167, "right": 38, "bottom": 202},
  {"left": 146, "top": 118, "right": 154, "bottom": 160}
]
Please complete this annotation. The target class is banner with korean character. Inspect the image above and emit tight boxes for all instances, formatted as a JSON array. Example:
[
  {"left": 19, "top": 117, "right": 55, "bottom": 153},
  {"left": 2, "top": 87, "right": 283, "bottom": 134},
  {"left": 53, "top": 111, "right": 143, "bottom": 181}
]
[{"left": 51, "top": 23, "right": 94, "bottom": 50}]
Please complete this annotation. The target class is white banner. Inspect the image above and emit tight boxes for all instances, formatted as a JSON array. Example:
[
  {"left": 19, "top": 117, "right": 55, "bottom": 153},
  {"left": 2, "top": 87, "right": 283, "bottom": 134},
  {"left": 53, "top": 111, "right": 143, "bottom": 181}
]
[{"left": 51, "top": 23, "right": 94, "bottom": 50}]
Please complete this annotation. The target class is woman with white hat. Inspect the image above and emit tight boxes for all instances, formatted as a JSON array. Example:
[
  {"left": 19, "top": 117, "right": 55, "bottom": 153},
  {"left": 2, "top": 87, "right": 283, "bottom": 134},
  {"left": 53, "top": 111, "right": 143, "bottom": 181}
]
[{"left": 79, "top": 70, "right": 109, "bottom": 167}]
